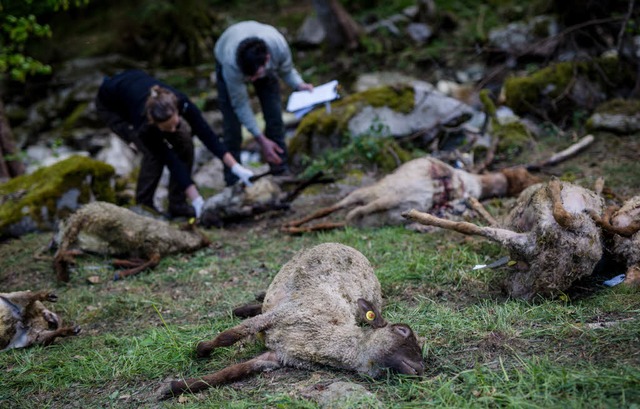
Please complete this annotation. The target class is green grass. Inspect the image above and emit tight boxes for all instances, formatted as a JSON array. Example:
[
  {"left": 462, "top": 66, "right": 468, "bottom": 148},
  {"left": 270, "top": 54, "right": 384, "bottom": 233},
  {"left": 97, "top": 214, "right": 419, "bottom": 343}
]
[{"left": 1, "top": 223, "right": 639, "bottom": 408}]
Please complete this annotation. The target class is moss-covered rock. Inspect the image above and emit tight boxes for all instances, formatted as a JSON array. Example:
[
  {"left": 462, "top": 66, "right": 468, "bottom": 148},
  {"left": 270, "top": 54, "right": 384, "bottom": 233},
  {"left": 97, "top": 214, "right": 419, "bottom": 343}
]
[
  {"left": 289, "top": 84, "right": 474, "bottom": 172},
  {"left": 0, "top": 156, "right": 116, "bottom": 239},
  {"left": 289, "top": 85, "right": 415, "bottom": 171},
  {"left": 586, "top": 98, "right": 640, "bottom": 133},
  {"left": 504, "top": 57, "right": 634, "bottom": 120}
]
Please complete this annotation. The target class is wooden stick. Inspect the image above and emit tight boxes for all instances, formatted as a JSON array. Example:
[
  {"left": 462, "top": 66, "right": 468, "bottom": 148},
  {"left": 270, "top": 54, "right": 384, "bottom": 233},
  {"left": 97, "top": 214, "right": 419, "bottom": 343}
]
[
  {"left": 527, "top": 134, "right": 595, "bottom": 170},
  {"left": 467, "top": 197, "right": 499, "bottom": 226}
]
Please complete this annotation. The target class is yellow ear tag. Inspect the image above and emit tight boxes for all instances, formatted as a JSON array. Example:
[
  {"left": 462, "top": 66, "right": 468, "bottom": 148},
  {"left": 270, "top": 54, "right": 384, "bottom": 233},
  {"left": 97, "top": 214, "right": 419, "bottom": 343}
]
[
  {"left": 366, "top": 311, "right": 376, "bottom": 321},
  {"left": 189, "top": 217, "right": 196, "bottom": 225}
]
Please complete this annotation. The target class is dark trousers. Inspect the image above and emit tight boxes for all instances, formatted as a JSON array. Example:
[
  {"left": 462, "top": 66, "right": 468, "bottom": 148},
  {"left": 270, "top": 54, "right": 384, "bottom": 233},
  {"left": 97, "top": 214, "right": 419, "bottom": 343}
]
[
  {"left": 216, "top": 64, "right": 288, "bottom": 186},
  {"left": 136, "top": 126, "right": 194, "bottom": 210}
]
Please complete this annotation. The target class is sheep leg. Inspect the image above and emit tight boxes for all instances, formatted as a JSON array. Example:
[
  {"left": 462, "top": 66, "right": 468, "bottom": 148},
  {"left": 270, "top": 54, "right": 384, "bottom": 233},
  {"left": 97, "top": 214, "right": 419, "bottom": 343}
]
[
  {"left": 54, "top": 212, "right": 91, "bottom": 282},
  {"left": 283, "top": 203, "right": 346, "bottom": 228},
  {"left": 54, "top": 249, "right": 84, "bottom": 282},
  {"left": 281, "top": 221, "right": 346, "bottom": 234},
  {"left": 587, "top": 206, "right": 640, "bottom": 237},
  {"left": 467, "top": 197, "right": 499, "bottom": 227},
  {"left": 345, "top": 197, "right": 398, "bottom": 223},
  {"left": 196, "top": 312, "right": 276, "bottom": 358},
  {"left": 624, "top": 264, "right": 640, "bottom": 286},
  {"left": 112, "top": 258, "right": 149, "bottom": 268},
  {"left": 402, "top": 209, "right": 529, "bottom": 250},
  {"left": 548, "top": 179, "right": 575, "bottom": 229},
  {"left": 161, "top": 351, "right": 280, "bottom": 399},
  {"left": 34, "top": 325, "right": 81, "bottom": 346},
  {"left": 113, "top": 253, "right": 162, "bottom": 280},
  {"left": 1, "top": 290, "right": 57, "bottom": 306},
  {"left": 587, "top": 206, "right": 615, "bottom": 231},
  {"left": 232, "top": 303, "right": 263, "bottom": 318}
]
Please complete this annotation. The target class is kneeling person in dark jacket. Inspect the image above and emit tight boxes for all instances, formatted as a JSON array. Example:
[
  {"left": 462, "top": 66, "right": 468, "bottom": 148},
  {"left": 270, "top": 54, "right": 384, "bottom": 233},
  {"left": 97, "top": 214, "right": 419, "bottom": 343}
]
[{"left": 96, "top": 69, "right": 253, "bottom": 219}]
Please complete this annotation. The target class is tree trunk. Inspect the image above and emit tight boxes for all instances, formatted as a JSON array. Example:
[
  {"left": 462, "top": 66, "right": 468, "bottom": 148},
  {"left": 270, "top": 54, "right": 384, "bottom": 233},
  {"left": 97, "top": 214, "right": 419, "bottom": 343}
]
[
  {"left": 311, "top": 0, "right": 362, "bottom": 49},
  {"left": 0, "top": 96, "right": 25, "bottom": 180}
]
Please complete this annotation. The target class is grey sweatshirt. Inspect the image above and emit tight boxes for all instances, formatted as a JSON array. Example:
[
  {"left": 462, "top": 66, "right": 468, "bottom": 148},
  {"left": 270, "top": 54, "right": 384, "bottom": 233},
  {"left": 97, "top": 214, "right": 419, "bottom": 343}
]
[{"left": 214, "top": 21, "right": 304, "bottom": 137}]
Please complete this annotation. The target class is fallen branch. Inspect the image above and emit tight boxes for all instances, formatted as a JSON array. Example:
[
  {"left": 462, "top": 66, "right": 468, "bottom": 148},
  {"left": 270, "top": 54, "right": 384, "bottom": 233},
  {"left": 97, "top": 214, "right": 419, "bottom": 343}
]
[{"left": 526, "top": 134, "right": 595, "bottom": 171}]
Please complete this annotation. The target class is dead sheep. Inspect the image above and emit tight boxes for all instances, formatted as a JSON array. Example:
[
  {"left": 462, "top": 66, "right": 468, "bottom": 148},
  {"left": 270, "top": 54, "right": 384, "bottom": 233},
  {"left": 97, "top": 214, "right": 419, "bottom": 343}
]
[
  {"left": 200, "top": 173, "right": 330, "bottom": 228},
  {"left": 0, "top": 290, "right": 80, "bottom": 351},
  {"left": 404, "top": 179, "right": 605, "bottom": 300},
  {"left": 54, "top": 201, "right": 210, "bottom": 281},
  {"left": 200, "top": 177, "right": 288, "bottom": 227},
  {"left": 162, "top": 242, "right": 424, "bottom": 398},
  {"left": 283, "top": 157, "right": 539, "bottom": 233},
  {"left": 589, "top": 195, "right": 640, "bottom": 286}
]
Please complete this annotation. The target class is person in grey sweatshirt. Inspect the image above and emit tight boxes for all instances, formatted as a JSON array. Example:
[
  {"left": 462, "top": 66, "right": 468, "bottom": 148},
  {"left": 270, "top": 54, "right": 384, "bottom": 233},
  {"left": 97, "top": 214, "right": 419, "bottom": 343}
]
[{"left": 214, "top": 20, "right": 313, "bottom": 186}]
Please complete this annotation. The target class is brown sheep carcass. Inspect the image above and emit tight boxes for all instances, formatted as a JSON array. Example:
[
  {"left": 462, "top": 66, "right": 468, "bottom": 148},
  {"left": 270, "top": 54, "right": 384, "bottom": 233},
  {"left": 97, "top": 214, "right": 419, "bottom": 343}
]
[
  {"left": 404, "top": 180, "right": 605, "bottom": 300},
  {"left": 54, "top": 201, "right": 210, "bottom": 281},
  {"left": 1, "top": 290, "right": 80, "bottom": 351}
]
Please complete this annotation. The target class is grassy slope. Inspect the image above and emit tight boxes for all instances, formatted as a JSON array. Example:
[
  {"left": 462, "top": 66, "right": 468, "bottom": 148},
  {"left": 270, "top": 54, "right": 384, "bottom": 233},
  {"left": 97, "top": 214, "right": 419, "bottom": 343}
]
[{"left": 1, "top": 218, "right": 639, "bottom": 408}]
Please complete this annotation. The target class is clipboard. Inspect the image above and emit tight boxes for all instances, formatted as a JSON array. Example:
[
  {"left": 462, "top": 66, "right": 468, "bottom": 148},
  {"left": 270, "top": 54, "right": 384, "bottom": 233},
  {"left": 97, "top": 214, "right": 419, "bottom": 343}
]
[{"left": 286, "top": 80, "right": 339, "bottom": 117}]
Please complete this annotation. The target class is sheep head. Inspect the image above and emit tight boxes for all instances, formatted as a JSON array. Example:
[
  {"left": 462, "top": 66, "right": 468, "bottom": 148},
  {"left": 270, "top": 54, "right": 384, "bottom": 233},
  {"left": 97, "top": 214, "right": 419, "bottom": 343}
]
[{"left": 357, "top": 298, "right": 424, "bottom": 377}]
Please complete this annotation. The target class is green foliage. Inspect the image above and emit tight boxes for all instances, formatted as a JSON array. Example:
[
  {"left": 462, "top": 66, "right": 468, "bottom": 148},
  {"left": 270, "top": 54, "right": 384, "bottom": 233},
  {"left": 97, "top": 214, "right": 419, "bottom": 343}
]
[
  {"left": 0, "top": 0, "right": 88, "bottom": 82},
  {"left": 302, "top": 133, "right": 411, "bottom": 179},
  {"left": 0, "top": 13, "right": 52, "bottom": 81}
]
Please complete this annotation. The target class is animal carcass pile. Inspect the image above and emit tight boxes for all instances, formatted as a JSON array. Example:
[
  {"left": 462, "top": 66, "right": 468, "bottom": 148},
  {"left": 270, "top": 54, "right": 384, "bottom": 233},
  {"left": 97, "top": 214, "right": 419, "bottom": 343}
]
[
  {"left": 282, "top": 157, "right": 539, "bottom": 233},
  {"left": 404, "top": 179, "right": 611, "bottom": 300},
  {"left": 162, "top": 243, "right": 424, "bottom": 399}
]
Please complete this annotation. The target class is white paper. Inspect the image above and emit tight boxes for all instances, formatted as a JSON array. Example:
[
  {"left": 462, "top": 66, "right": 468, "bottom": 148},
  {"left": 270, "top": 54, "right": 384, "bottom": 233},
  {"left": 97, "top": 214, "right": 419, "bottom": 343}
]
[{"left": 286, "top": 80, "right": 339, "bottom": 112}]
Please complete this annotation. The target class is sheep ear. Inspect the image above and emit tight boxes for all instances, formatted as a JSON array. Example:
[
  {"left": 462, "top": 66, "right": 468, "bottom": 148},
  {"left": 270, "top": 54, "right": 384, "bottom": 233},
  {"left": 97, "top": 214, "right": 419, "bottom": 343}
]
[
  {"left": 392, "top": 324, "right": 412, "bottom": 339},
  {"left": 357, "top": 298, "right": 387, "bottom": 328}
]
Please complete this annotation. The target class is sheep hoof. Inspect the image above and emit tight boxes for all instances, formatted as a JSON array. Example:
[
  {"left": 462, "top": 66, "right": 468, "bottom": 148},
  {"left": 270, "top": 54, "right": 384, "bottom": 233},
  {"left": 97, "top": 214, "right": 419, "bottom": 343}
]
[{"left": 195, "top": 342, "right": 212, "bottom": 358}]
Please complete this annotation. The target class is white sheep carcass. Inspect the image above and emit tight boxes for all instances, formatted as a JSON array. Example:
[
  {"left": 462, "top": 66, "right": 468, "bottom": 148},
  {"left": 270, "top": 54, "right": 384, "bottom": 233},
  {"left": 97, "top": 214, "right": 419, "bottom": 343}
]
[
  {"left": 283, "top": 157, "right": 539, "bottom": 233},
  {"left": 162, "top": 243, "right": 424, "bottom": 398}
]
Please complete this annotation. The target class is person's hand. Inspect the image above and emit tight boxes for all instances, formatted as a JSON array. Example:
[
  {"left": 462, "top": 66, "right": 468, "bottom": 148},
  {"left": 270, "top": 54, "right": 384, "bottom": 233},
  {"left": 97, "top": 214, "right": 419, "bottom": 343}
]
[
  {"left": 231, "top": 163, "right": 254, "bottom": 186},
  {"left": 191, "top": 196, "right": 204, "bottom": 219},
  {"left": 297, "top": 82, "right": 314, "bottom": 92},
  {"left": 256, "top": 135, "right": 283, "bottom": 165},
  {"left": 128, "top": 142, "right": 139, "bottom": 155}
]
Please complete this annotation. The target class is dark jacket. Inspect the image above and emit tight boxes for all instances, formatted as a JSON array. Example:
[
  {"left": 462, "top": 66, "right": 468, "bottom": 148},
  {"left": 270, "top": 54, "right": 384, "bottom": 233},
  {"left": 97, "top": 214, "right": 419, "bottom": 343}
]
[{"left": 96, "top": 69, "right": 227, "bottom": 190}]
